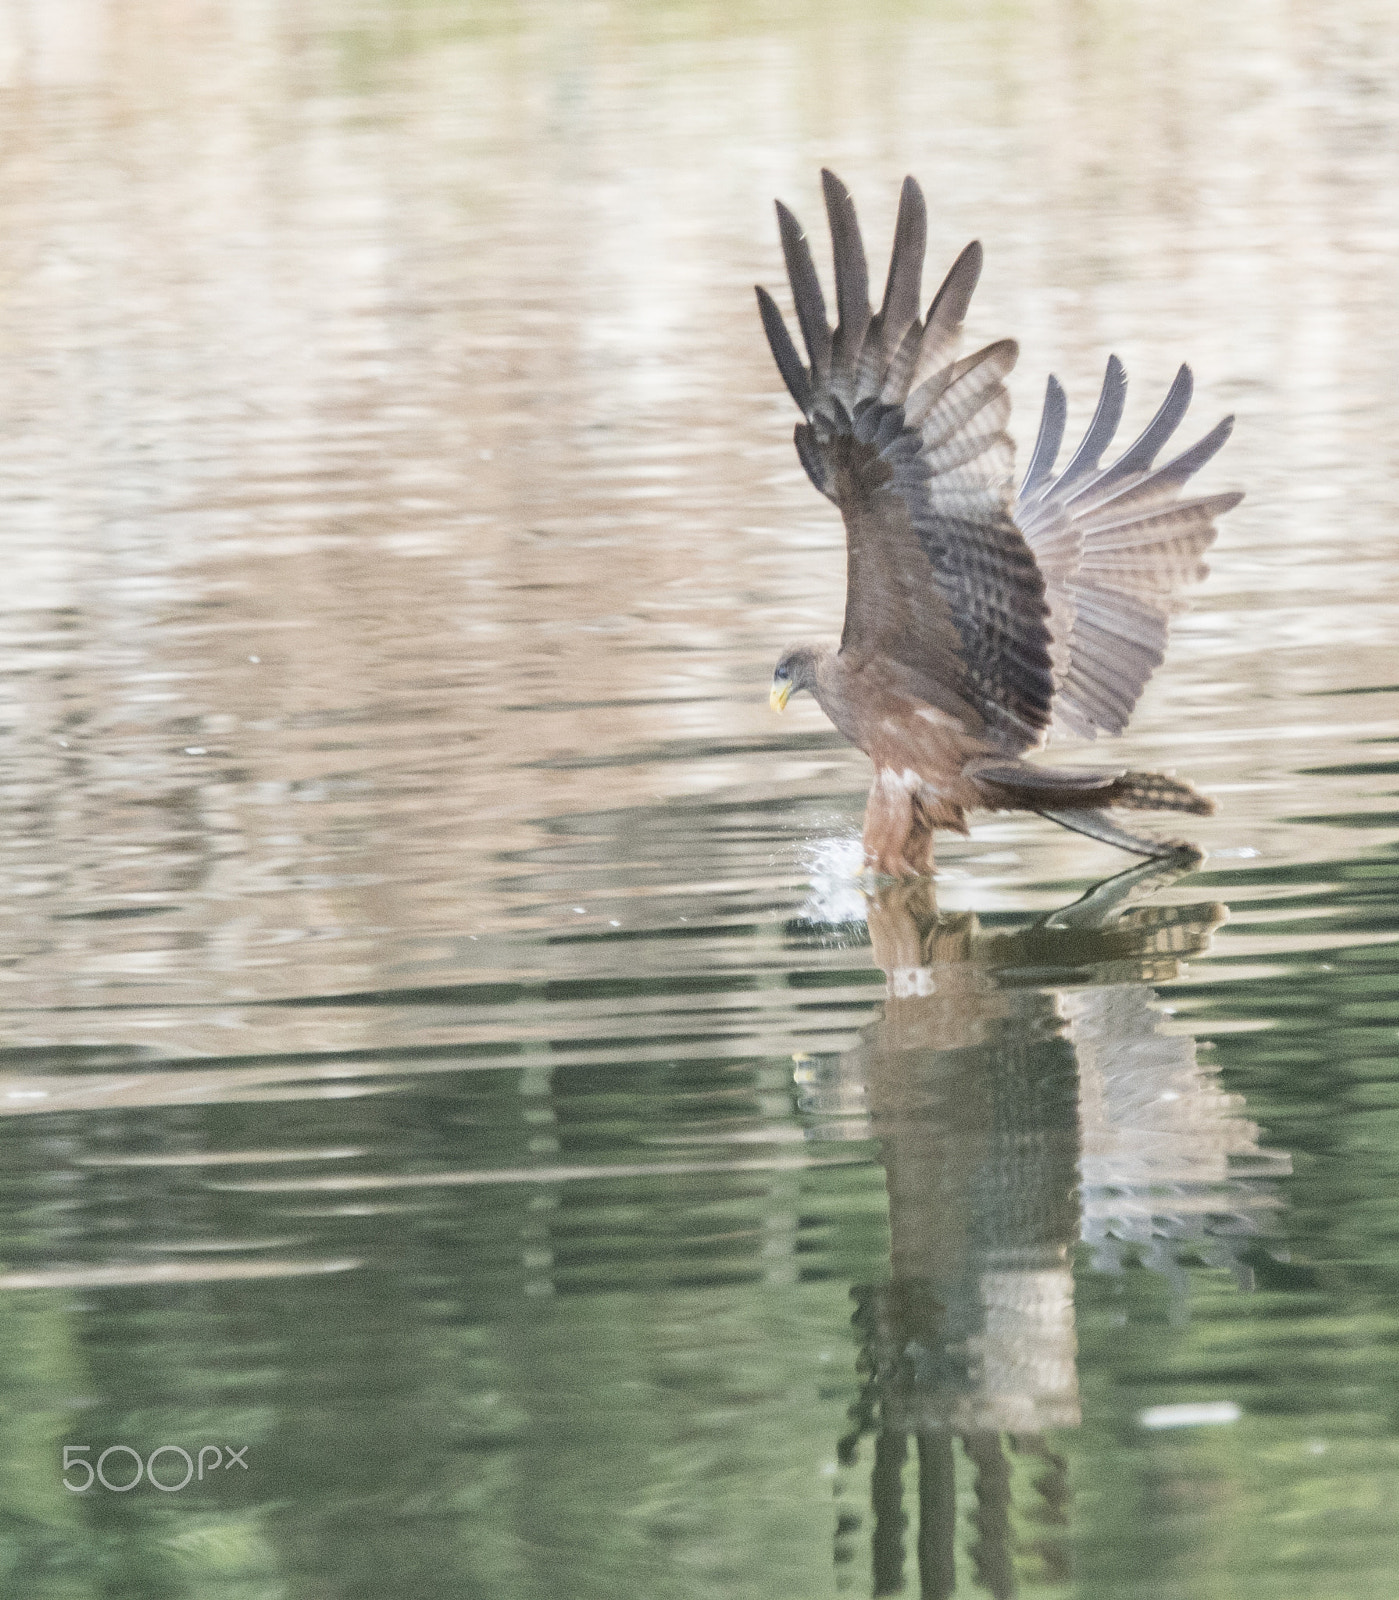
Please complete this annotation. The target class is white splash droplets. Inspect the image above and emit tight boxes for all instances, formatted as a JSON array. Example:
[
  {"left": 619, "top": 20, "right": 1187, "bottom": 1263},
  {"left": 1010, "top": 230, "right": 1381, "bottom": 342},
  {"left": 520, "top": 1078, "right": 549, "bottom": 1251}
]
[{"left": 799, "top": 834, "right": 869, "bottom": 927}]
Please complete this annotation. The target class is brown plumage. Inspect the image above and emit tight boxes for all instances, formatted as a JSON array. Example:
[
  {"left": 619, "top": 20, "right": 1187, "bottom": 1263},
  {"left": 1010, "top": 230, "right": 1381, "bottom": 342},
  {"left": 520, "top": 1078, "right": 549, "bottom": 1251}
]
[{"left": 760, "top": 171, "right": 1240, "bottom": 876}]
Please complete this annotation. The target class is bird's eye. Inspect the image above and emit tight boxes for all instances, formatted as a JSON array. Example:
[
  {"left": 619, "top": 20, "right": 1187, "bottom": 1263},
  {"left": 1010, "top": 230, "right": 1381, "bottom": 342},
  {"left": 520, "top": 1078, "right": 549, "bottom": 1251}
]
[{"left": 775, "top": 664, "right": 789, "bottom": 680}]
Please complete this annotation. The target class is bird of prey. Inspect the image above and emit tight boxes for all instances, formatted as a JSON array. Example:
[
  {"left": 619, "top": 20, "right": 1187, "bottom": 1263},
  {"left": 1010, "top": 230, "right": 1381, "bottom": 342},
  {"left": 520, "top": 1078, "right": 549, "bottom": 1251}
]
[{"left": 759, "top": 171, "right": 1240, "bottom": 876}]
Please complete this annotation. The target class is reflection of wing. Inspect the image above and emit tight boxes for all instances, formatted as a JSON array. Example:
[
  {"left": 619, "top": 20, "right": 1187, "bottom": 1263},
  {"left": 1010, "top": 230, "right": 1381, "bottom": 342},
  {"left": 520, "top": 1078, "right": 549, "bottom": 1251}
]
[
  {"left": 757, "top": 171, "right": 1055, "bottom": 751},
  {"left": 1017, "top": 361, "right": 1242, "bottom": 739},
  {"left": 1068, "top": 984, "right": 1290, "bottom": 1284}
]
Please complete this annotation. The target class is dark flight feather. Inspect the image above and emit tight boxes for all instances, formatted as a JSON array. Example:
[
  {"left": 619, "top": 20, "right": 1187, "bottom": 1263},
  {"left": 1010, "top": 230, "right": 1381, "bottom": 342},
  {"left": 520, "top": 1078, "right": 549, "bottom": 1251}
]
[
  {"left": 755, "top": 285, "right": 812, "bottom": 413},
  {"left": 1079, "top": 363, "right": 1194, "bottom": 497},
  {"left": 821, "top": 170, "right": 871, "bottom": 405},
  {"left": 775, "top": 200, "right": 831, "bottom": 385},
  {"left": 878, "top": 177, "right": 927, "bottom": 343}
]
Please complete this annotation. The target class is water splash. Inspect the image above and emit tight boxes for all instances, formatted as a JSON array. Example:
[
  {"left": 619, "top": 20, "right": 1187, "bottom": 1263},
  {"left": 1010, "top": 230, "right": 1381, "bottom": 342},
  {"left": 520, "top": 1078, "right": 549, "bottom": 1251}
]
[{"left": 798, "top": 833, "right": 869, "bottom": 926}]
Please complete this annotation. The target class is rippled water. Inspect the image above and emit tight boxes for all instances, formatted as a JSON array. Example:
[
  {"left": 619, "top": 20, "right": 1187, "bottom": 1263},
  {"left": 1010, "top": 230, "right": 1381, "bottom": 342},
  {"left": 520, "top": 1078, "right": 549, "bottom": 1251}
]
[{"left": 2, "top": 2, "right": 1399, "bottom": 1596}]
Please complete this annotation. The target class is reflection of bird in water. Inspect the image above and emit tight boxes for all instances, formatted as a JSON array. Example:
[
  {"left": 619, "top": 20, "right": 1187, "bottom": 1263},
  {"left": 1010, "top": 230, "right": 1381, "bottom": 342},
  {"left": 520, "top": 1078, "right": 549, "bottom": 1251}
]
[
  {"left": 794, "top": 854, "right": 1288, "bottom": 1596},
  {"left": 759, "top": 172, "right": 1241, "bottom": 874}
]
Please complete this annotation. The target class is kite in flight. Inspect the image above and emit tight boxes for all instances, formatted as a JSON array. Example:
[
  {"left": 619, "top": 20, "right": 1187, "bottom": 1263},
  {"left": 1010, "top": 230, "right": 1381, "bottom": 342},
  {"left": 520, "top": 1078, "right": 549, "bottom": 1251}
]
[{"left": 758, "top": 171, "right": 1241, "bottom": 876}]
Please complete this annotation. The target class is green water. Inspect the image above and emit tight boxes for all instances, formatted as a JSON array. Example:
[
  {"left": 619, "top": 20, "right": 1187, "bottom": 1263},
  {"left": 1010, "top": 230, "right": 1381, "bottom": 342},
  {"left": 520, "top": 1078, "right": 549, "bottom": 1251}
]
[{"left": 0, "top": 1, "right": 1397, "bottom": 1595}]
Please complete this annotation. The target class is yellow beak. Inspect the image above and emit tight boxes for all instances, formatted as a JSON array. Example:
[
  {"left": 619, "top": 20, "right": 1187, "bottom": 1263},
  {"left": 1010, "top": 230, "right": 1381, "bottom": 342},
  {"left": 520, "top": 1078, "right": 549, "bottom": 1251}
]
[{"left": 770, "top": 679, "right": 792, "bottom": 712}]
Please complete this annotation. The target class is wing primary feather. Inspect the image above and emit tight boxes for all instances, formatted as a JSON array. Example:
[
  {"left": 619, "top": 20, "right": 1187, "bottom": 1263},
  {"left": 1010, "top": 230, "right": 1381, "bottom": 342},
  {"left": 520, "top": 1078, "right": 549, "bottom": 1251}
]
[
  {"left": 1047, "top": 354, "right": 1128, "bottom": 501},
  {"left": 755, "top": 286, "right": 813, "bottom": 413},
  {"left": 877, "top": 177, "right": 926, "bottom": 351},
  {"left": 925, "top": 240, "right": 982, "bottom": 335},
  {"left": 821, "top": 169, "right": 871, "bottom": 395},
  {"left": 1073, "top": 417, "right": 1240, "bottom": 526},
  {"left": 1065, "top": 363, "right": 1193, "bottom": 505},
  {"left": 1134, "top": 415, "right": 1237, "bottom": 496},
  {"left": 1019, "top": 375, "right": 1068, "bottom": 501},
  {"left": 775, "top": 200, "right": 832, "bottom": 384},
  {"left": 909, "top": 240, "right": 983, "bottom": 387},
  {"left": 853, "top": 180, "right": 927, "bottom": 403}
]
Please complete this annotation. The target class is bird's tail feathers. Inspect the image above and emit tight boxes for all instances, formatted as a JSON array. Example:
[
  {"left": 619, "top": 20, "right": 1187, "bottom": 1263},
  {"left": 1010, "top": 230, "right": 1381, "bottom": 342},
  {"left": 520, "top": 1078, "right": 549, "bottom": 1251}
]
[
  {"left": 1104, "top": 770, "right": 1214, "bottom": 815},
  {"left": 972, "top": 759, "right": 1213, "bottom": 816}
]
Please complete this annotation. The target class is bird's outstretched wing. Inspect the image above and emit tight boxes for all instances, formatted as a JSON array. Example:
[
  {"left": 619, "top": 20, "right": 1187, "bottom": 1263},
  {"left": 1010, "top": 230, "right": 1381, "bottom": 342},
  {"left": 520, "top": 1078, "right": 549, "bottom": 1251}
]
[
  {"left": 757, "top": 171, "right": 1055, "bottom": 753},
  {"left": 1016, "top": 360, "right": 1242, "bottom": 739}
]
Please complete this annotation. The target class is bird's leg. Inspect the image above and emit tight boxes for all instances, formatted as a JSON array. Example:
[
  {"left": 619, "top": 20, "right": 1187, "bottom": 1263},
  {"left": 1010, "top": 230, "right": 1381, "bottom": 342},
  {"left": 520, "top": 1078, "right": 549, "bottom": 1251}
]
[
  {"left": 905, "top": 792, "right": 937, "bottom": 876},
  {"left": 862, "top": 771, "right": 934, "bottom": 878},
  {"left": 862, "top": 771, "right": 912, "bottom": 877},
  {"left": 1032, "top": 806, "right": 1196, "bottom": 858}
]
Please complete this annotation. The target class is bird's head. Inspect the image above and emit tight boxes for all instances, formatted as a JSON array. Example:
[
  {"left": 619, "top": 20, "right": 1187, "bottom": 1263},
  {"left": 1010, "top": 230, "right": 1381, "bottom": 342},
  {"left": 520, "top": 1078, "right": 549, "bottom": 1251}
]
[{"left": 770, "top": 646, "right": 822, "bottom": 712}]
